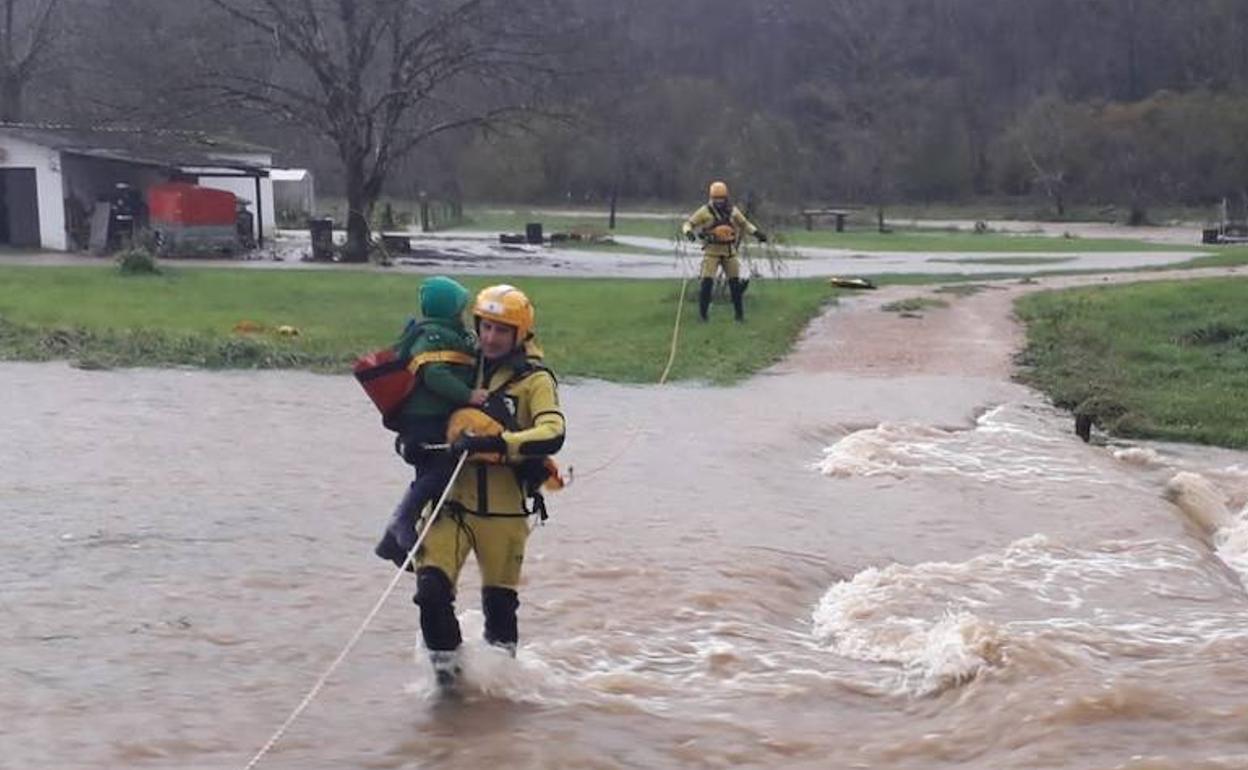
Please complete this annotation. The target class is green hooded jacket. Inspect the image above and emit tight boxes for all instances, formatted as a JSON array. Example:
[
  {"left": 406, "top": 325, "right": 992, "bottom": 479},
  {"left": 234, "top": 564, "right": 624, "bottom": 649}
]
[{"left": 394, "top": 277, "right": 478, "bottom": 418}]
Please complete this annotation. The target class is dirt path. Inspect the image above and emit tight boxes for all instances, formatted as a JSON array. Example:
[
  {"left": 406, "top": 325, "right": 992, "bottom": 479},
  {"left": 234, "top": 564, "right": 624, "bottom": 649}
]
[{"left": 776, "top": 266, "right": 1245, "bottom": 381}]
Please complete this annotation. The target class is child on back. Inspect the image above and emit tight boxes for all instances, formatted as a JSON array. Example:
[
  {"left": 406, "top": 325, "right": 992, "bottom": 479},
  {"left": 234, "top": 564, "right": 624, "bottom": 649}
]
[{"left": 374, "top": 276, "right": 486, "bottom": 567}]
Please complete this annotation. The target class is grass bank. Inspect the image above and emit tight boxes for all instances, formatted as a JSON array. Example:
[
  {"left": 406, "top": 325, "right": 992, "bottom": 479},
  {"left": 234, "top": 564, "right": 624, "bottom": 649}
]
[
  {"left": 776, "top": 229, "right": 1179, "bottom": 253},
  {"left": 0, "top": 266, "right": 833, "bottom": 384},
  {"left": 1016, "top": 276, "right": 1248, "bottom": 448},
  {"left": 1174, "top": 245, "right": 1248, "bottom": 269}
]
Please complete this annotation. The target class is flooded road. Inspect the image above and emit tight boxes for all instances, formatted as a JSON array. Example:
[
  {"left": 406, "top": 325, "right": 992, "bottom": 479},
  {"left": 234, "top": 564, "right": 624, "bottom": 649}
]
[
  {"left": 5, "top": 275, "right": 1248, "bottom": 769},
  {"left": 0, "top": 228, "right": 1208, "bottom": 280}
]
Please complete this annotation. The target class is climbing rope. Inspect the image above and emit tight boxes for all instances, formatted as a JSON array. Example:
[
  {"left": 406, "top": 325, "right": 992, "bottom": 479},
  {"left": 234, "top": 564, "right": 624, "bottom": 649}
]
[
  {"left": 241, "top": 451, "right": 470, "bottom": 770},
  {"left": 570, "top": 240, "right": 694, "bottom": 483}
]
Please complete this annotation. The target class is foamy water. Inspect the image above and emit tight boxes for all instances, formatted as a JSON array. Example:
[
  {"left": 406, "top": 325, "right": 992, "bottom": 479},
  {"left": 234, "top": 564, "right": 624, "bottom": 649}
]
[
  {"left": 1163, "top": 472, "right": 1248, "bottom": 584},
  {"left": 815, "top": 405, "right": 1113, "bottom": 486}
]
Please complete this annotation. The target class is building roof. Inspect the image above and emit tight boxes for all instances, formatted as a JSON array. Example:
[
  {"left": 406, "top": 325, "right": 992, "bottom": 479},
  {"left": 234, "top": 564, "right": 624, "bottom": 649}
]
[
  {"left": 270, "top": 168, "right": 312, "bottom": 182},
  {"left": 0, "top": 123, "right": 273, "bottom": 172}
]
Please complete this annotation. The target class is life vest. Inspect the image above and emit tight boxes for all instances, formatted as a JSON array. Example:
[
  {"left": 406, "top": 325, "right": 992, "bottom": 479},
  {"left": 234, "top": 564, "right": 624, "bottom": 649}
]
[
  {"left": 445, "top": 360, "right": 566, "bottom": 520},
  {"left": 701, "top": 205, "right": 738, "bottom": 244},
  {"left": 353, "top": 322, "right": 475, "bottom": 427}
]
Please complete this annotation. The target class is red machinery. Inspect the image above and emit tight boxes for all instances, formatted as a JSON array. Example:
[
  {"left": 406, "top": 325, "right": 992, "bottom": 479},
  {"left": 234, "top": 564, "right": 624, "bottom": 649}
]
[{"left": 147, "top": 182, "right": 239, "bottom": 256}]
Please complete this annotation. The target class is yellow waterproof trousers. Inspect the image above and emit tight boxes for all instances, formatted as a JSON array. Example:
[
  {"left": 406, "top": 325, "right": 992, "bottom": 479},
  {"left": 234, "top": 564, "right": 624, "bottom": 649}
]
[
  {"left": 700, "top": 253, "right": 741, "bottom": 279},
  {"left": 416, "top": 510, "right": 530, "bottom": 589}
]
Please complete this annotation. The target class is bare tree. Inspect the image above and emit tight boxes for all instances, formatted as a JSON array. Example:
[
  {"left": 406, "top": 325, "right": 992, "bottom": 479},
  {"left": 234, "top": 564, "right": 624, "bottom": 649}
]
[
  {"left": 203, "top": 0, "right": 558, "bottom": 261},
  {"left": 0, "top": 0, "right": 60, "bottom": 121}
]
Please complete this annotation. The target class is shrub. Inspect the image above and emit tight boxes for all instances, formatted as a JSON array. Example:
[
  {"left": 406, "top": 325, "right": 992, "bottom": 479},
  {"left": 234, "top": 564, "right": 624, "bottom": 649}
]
[{"left": 116, "top": 246, "right": 160, "bottom": 275}]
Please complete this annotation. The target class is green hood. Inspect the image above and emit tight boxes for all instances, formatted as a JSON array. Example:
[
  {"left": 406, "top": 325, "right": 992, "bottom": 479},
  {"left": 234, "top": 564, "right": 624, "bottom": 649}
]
[{"left": 419, "top": 276, "right": 470, "bottom": 320}]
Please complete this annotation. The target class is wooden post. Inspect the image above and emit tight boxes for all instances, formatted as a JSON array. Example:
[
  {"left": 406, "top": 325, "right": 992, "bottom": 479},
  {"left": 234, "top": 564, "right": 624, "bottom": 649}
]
[
  {"left": 254, "top": 174, "right": 264, "bottom": 247},
  {"left": 419, "top": 193, "right": 430, "bottom": 233},
  {"left": 609, "top": 188, "right": 617, "bottom": 230},
  {"left": 835, "top": 212, "right": 846, "bottom": 232}
]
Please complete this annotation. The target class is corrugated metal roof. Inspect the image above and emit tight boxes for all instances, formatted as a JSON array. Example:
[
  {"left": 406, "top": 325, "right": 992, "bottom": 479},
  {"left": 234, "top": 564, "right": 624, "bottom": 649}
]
[{"left": 0, "top": 123, "right": 273, "bottom": 171}]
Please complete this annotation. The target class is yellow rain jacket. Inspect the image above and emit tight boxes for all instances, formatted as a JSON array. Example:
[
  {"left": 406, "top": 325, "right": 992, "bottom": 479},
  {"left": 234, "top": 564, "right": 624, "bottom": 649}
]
[
  {"left": 418, "top": 347, "right": 564, "bottom": 588},
  {"left": 682, "top": 204, "right": 760, "bottom": 258},
  {"left": 446, "top": 350, "right": 565, "bottom": 517}
]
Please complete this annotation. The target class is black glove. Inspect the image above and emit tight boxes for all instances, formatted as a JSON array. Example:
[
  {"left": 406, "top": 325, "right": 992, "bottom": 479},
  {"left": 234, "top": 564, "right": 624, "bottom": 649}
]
[
  {"left": 754, "top": 231, "right": 768, "bottom": 243},
  {"left": 684, "top": 229, "right": 697, "bottom": 243},
  {"left": 451, "top": 433, "right": 507, "bottom": 456}
]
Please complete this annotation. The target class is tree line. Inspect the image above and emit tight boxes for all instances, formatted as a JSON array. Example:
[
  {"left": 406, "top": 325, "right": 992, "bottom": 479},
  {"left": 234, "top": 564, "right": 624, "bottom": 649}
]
[
  {"left": 457, "top": 0, "right": 1248, "bottom": 222},
  {"left": 3, "top": 0, "right": 1248, "bottom": 255}
]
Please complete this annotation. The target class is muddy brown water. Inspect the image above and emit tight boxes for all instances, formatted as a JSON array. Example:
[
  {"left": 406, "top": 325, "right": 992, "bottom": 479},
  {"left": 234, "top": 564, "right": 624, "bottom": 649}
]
[{"left": 5, "top": 276, "right": 1248, "bottom": 769}]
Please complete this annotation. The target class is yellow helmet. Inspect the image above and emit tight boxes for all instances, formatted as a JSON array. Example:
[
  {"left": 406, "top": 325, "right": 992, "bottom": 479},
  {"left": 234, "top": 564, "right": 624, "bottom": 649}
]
[
  {"left": 473, "top": 284, "right": 535, "bottom": 342},
  {"left": 708, "top": 180, "right": 729, "bottom": 199}
]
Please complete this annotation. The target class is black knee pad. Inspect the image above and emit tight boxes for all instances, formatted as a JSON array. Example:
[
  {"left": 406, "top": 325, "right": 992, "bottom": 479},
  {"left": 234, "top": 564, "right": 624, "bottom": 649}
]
[
  {"left": 414, "top": 567, "right": 461, "bottom": 651},
  {"left": 414, "top": 567, "right": 454, "bottom": 608},
  {"left": 481, "top": 586, "right": 519, "bottom": 647}
]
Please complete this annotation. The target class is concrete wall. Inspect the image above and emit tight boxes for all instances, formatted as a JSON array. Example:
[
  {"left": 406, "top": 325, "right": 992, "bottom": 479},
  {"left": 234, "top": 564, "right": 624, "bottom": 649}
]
[{"left": 0, "top": 134, "right": 67, "bottom": 250}]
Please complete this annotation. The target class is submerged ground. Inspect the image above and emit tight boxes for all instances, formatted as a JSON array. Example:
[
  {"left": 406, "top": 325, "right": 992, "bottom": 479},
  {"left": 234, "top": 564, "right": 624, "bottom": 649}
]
[{"left": 5, "top": 254, "right": 1248, "bottom": 768}]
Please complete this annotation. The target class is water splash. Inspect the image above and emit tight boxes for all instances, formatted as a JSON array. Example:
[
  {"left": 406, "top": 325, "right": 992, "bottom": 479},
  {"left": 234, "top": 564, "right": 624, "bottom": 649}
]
[
  {"left": 1213, "top": 509, "right": 1248, "bottom": 583},
  {"left": 810, "top": 532, "right": 1244, "bottom": 699},
  {"left": 1164, "top": 472, "right": 1233, "bottom": 531},
  {"left": 815, "top": 408, "right": 1108, "bottom": 485},
  {"left": 1113, "top": 446, "right": 1165, "bottom": 467},
  {"left": 404, "top": 611, "right": 573, "bottom": 706},
  {"left": 812, "top": 564, "right": 1005, "bottom": 697}
]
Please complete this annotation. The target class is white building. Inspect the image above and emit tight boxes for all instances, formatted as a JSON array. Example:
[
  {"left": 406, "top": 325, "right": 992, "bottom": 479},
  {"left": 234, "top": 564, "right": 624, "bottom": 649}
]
[
  {"left": 271, "top": 168, "right": 316, "bottom": 221},
  {"left": 0, "top": 123, "right": 275, "bottom": 251}
]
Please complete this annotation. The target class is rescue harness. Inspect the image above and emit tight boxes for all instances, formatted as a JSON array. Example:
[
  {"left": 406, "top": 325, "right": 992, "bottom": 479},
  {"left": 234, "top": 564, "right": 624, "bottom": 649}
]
[
  {"left": 700, "top": 203, "right": 739, "bottom": 244},
  {"left": 443, "top": 356, "right": 565, "bottom": 523}
]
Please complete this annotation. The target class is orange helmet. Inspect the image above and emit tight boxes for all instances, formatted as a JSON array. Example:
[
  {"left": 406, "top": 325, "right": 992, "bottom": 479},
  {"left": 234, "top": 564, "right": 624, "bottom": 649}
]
[
  {"left": 708, "top": 180, "right": 729, "bottom": 199},
  {"left": 473, "top": 284, "right": 535, "bottom": 342}
]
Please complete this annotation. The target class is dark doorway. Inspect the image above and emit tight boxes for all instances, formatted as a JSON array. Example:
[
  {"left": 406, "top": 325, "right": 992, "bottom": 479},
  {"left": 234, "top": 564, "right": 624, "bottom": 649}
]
[{"left": 0, "top": 168, "right": 41, "bottom": 248}]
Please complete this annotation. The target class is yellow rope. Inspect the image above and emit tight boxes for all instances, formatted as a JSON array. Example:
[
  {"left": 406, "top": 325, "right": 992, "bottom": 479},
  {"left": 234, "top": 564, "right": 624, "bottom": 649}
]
[
  {"left": 244, "top": 242, "right": 692, "bottom": 766},
  {"left": 570, "top": 273, "right": 689, "bottom": 483},
  {"left": 657, "top": 276, "right": 689, "bottom": 386},
  {"left": 242, "top": 452, "right": 470, "bottom": 770}
]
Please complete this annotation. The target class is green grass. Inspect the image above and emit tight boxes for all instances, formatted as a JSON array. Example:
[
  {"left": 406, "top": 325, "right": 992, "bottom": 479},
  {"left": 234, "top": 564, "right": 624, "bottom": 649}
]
[
  {"left": 776, "top": 229, "right": 1180, "bottom": 253},
  {"left": 0, "top": 266, "right": 834, "bottom": 384},
  {"left": 928, "top": 256, "right": 1078, "bottom": 266},
  {"left": 454, "top": 208, "right": 685, "bottom": 241},
  {"left": 871, "top": 200, "right": 1218, "bottom": 224},
  {"left": 1016, "top": 277, "right": 1248, "bottom": 448},
  {"left": 1172, "top": 245, "right": 1248, "bottom": 269}
]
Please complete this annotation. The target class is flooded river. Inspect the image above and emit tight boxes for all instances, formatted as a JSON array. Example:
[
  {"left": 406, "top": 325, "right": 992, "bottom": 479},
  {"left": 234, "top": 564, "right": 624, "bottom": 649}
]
[{"left": 5, "top": 283, "right": 1248, "bottom": 769}]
